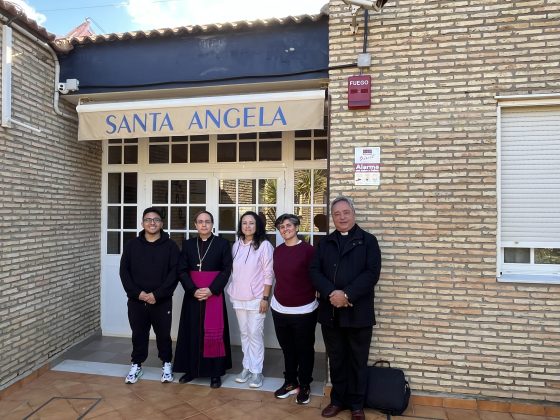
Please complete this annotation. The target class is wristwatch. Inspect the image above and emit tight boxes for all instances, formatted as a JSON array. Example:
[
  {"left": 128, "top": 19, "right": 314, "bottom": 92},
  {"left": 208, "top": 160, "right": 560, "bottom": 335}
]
[{"left": 262, "top": 296, "right": 270, "bottom": 302}]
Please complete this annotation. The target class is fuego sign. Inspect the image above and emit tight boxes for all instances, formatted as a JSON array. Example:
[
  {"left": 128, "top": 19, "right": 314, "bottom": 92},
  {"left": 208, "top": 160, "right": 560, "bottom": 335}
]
[{"left": 348, "top": 75, "right": 371, "bottom": 110}]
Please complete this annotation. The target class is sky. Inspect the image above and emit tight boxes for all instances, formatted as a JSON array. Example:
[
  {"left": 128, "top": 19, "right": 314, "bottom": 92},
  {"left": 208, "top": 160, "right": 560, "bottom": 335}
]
[{"left": 7, "top": 0, "right": 328, "bottom": 37}]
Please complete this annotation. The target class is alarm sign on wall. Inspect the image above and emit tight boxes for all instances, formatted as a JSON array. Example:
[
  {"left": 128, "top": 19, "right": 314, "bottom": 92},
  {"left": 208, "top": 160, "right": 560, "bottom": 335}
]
[{"left": 348, "top": 75, "right": 371, "bottom": 109}]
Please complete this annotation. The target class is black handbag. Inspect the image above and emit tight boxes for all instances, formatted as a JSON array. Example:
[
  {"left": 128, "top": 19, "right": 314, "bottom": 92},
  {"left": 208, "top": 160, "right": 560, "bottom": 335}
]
[{"left": 365, "top": 360, "right": 411, "bottom": 418}]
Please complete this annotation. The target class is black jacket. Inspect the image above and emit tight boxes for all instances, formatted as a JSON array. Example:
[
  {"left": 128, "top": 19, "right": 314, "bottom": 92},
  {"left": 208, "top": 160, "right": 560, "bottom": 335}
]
[
  {"left": 310, "top": 224, "right": 381, "bottom": 328},
  {"left": 119, "top": 230, "right": 180, "bottom": 302}
]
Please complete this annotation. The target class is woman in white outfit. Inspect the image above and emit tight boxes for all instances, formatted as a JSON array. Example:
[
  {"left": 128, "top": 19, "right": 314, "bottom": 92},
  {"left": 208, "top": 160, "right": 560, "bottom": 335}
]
[{"left": 226, "top": 211, "right": 274, "bottom": 388}]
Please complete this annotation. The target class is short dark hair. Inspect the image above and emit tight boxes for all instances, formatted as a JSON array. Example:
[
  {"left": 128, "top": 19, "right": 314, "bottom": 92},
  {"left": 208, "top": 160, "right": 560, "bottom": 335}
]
[
  {"left": 193, "top": 210, "right": 214, "bottom": 224},
  {"left": 275, "top": 213, "right": 300, "bottom": 229},
  {"left": 143, "top": 207, "right": 163, "bottom": 219}
]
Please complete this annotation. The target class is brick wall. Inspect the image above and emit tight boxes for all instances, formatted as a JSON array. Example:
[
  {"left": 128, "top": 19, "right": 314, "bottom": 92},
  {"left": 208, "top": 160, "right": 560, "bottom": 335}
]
[
  {"left": 328, "top": 0, "right": 560, "bottom": 402},
  {"left": 0, "top": 27, "right": 102, "bottom": 389}
]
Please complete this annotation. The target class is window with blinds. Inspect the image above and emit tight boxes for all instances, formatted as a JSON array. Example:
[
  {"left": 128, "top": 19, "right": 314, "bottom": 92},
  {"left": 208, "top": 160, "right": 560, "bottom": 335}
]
[{"left": 499, "top": 105, "right": 560, "bottom": 282}]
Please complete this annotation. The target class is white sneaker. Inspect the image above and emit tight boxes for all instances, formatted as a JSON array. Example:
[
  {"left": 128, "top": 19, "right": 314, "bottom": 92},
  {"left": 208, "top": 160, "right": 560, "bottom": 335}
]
[
  {"left": 161, "top": 362, "right": 173, "bottom": 383},
  {"left": 235, "top": 368, "right": 251, "bottom": 383},
  {"left": 249, "top": 373, "right": 264, "bottom": 388},
  {"left": 125, "top": 363, "right": 143, "bottom": 384}
]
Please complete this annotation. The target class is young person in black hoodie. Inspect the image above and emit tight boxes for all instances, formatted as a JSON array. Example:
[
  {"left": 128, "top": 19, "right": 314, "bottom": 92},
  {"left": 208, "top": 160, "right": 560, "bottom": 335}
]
[{"left": 120, "top": 207, "right": 180, "bottom": 384}]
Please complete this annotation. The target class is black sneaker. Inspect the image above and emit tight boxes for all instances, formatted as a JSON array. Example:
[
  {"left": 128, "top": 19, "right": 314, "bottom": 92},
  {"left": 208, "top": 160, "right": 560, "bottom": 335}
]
[
  {"left": 274, "top": 382, "right": 299, "bottom": 399},
  {"left": 296, "top": 384, "right": 311, "bottom": 404}
]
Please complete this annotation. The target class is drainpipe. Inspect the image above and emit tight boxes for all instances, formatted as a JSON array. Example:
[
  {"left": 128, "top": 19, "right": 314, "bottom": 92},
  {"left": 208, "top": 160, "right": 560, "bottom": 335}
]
[{"left": 0, "top": 14, "right": 72, "bottom": 128}]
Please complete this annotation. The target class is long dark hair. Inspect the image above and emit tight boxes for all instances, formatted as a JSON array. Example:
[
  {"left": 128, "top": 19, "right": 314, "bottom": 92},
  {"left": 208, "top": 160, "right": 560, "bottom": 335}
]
[{"left": 237, "top": 211, "right": 268, "bottom": 250}]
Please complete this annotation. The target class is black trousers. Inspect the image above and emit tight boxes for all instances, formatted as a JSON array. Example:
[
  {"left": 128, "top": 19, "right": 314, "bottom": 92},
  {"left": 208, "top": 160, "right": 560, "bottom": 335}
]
[
  {"left": 127, "top": 298, "right": 173, "bottom": 364},
  {"left": 272, "top": 308, "right": 318, "bottom": 386},
  {"left": 322, "top": 323, "right": 372, "bottom": 411}
]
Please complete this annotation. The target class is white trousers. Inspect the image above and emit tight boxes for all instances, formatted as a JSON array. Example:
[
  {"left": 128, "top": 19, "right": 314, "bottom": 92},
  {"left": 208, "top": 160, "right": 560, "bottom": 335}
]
[{"left": 233, "top": 301, "right": 266, "bottom": 374}]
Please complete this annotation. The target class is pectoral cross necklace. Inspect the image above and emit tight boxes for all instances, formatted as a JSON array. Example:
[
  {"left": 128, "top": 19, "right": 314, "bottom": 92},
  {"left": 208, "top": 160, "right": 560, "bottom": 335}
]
[{"left": 196, "top": 237, "right": 214, "bottom": 271}]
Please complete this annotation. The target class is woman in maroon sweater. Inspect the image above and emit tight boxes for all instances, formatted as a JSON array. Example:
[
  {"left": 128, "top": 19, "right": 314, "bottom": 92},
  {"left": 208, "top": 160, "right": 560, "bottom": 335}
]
[{"left": 271, "top": 214, "right": 318, "bottom": 405}]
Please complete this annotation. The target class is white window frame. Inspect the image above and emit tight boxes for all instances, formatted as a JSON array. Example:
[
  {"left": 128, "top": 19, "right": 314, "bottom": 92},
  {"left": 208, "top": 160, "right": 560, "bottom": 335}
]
[{"left": 496, "top": 93, "right": 560, "bottom": 284}]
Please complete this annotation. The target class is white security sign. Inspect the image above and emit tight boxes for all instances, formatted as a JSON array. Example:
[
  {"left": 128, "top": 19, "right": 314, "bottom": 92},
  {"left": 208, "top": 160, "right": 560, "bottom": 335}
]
[{"left": 354, "top": 147, "right": 381, "bottom": 186}]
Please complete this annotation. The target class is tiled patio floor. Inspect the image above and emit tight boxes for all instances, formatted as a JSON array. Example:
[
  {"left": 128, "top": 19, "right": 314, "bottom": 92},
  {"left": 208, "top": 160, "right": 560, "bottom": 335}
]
[
  {"left": 1, "top": 335, "right": 559, "bottom": 419},
  {"left": 1, "top": 369, "right": 559, "bottom": 420}
]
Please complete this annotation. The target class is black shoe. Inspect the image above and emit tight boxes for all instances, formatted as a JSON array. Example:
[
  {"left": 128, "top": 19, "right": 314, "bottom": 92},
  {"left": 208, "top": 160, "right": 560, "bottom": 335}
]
[
  {"left": 210, "top": 376, "right": 221, "bottom": 388},
  {"left": 296, "top": 384, "right": 311, "bottom": 404},
  {"left": 179, "top": 373, "right": 193, "bottom": 384},
  {"left": 274, "top": 382, "right": 299, "bottom": 399}
]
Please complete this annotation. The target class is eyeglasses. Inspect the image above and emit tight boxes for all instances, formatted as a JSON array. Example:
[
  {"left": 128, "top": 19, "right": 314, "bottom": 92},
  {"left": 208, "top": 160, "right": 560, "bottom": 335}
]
[{"left": 143, "top": 218, "right": 162, "bottom": 223}]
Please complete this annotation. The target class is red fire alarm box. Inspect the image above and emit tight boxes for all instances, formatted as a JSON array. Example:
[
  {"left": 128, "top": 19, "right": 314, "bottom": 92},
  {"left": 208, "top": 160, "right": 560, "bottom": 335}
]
[{"left": 348, "top": 75, "right": 371, "bottom": 109}]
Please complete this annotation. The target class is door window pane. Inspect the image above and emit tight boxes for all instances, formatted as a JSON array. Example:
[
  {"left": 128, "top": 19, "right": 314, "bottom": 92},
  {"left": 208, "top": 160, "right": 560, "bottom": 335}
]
[
  {"left": 313, "top": 169, "right": 328, "bottom": 204},
  {"left": 171, "top": 207, "right": 187, "bottom": 229},
  {"left": 107, "top": 231, "right": 120, "bottom": 254},
  {"left": 259, "top": 207, "right": 276, "bottom": 231},
  {"left": 190, "top": 180, "right": 206, "bottom": 204},
  {"left": 107, "top": 206, "right": 120, "bottom": 229},
  {"left": 171, "top": 180, "right": 188, "bottom": 204},
  {"left": 294, "top": 170, "right": 311, "bottom": 204},
  {"left": 259, "top": 179, "right": 277, "bottom": 204},
  {"left": 123, "top": 173, "right": 137, "bottom": 203},
  {"left": 220, "top": 180, "right": 236, "bottom": 204},
  {"left": 108, "top": 173, "right": 121, "bottom": 203},
  {"left": 238, "top": 179, "right": 256, "bottom": 204},
  {"left": 219, "top": 207, "right": 237, "bottom": 231},
  {"left": 152, "top": 181, "right": 168, "bottom": 204},
  {"left": 123, "top": 206, "right": 137, "bottom": 229},
  {"left": 295, "top": 206, "right": 313, "bottom": 233}
]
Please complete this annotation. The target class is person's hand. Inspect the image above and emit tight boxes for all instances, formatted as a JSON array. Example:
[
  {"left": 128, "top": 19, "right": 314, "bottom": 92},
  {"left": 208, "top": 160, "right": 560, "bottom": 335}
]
[
  {"left": 329, "top": 290, "right": 351, "bottom": 308},
  {"left": 259, "top": 299, "right": 269, "bottom": 314},
  {"left": 145, "top": 292, "right": 156, "bottom": 304},
  {"left": 194, "top": 287, "right": 212, "bottom": 301},
  {"left": 139, "top": 291, "right": 149, "bottom": 302}
]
